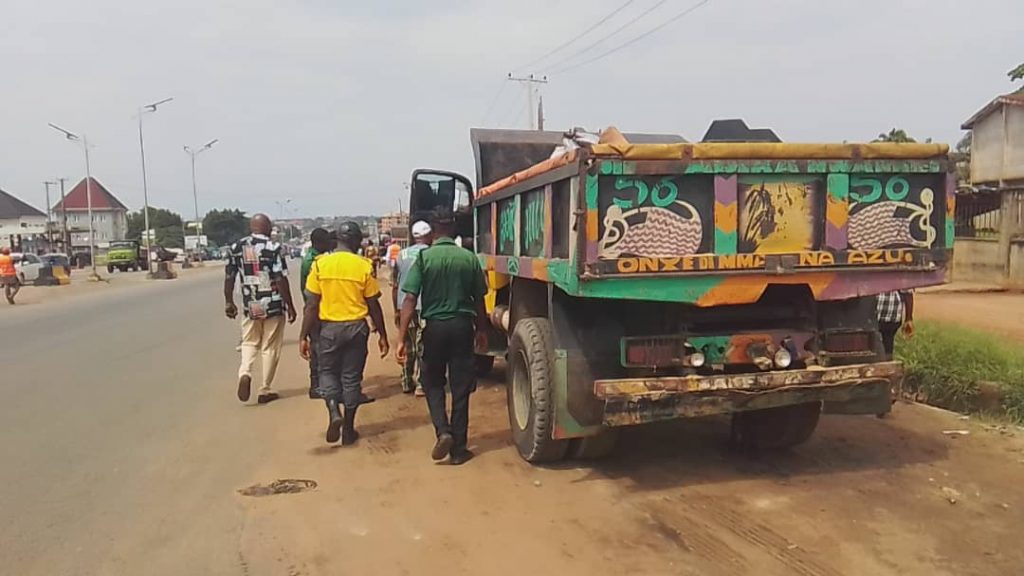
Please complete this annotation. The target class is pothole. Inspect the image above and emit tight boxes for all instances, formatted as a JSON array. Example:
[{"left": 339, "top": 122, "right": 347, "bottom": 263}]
[{"left": 238, "top": 478, "right": 318, "bottom": 497}]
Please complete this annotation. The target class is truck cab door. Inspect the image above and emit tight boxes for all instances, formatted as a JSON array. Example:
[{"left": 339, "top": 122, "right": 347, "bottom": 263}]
[{"left": 408, "top": 169, "right": 474, "bottom": 243}]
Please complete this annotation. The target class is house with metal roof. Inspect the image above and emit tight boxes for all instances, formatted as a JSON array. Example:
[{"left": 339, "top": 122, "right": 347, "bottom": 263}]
[
  {"left": 961, "top": 91, "right": 1024, "bottom": 187},
  {"left": 51, "top": 177, "right": 129, "bottom": 248},
  {"left": 0, "top": 188, "right": 47, "bottom": 250}
]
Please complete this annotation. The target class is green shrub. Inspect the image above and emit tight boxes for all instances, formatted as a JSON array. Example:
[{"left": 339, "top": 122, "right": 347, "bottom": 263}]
[{"left": 897, "top": 321, "right": 1024, "bottom": 422}]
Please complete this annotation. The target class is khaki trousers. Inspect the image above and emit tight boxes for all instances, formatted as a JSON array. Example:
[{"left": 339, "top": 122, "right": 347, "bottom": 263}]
[{"left": 239, "top": 315, "right": 286, "bottom": 393}]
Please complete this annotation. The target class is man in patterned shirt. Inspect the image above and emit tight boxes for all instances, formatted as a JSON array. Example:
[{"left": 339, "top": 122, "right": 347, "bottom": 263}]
[
  {"left": 877, "top": 290, "right": 914, "bottom": 360},
  {"left": 225, "top": 214, "right": 297, "bottom": 404}
]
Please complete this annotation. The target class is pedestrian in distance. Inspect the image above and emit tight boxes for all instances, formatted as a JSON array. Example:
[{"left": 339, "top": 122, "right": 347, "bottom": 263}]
[
  {"left": 300, "top": 221, "right": 390, "bottom": 445},
  {"left": 0, "top": 247, "right": 20, "bottom": 305},
  {"left": 877, "top": 290, "right": 915, "bottom": 361},
  {"left": 224, "top": 214, "right": 297, "bottom": 405},
  {"left": 396, "top": 208, "right": 487, "bottom": 465},
  {"left": 300, "top": 228, "right": 337, "bottom": 399},
  {"left": 392, "top": 221, "right": 433, "bottom": 396}
]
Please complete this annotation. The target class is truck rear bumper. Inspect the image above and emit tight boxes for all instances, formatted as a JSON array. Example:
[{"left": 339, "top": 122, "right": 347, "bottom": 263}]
[{"left": 595, "top": 362, "right": 901, "bottom": 426}]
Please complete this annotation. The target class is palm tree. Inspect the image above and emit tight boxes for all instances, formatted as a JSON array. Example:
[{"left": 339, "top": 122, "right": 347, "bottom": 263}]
[{"left": 874, "top": 128, "right": 916, "bottom": 143}]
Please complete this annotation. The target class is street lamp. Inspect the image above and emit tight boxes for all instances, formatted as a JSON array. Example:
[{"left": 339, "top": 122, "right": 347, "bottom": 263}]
[
  {"left": 184, "top": 139, "right": 218, "bottom": 256},
  {"left": 138, "top": 97, "right": 173, "bottom": 275},
  {"left": 49, "top": 123, "right": 101, "bottom": 281}
]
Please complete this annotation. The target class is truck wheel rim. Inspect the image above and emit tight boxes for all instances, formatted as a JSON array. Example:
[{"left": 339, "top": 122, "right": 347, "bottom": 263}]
[{"left": 512, "top": 349, "right": 530, "bottom": 430}]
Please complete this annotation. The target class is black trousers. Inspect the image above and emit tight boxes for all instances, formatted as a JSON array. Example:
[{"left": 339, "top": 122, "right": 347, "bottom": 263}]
[
  {"left": 421, "top": 316, "right": 476, "bottom": 452},
  {"left": 317, "top": 319, "right": 369, "bottom": 410},
  {"left": 879, "top": 321, "right": 901, "bottom": 361}
]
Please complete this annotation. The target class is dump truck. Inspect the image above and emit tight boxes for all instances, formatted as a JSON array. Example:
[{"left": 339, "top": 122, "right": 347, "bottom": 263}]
[
  {"left": 106, "top": 240, "right": 148, "bottom": 273},
  {"left": 408, "top": 127, "right": 953, "bottom": 463}
]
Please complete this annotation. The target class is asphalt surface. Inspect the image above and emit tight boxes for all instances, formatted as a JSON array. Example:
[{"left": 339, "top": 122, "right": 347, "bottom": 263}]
[{"left": 0, "top": 267, "right": 254, "bottom": 575}]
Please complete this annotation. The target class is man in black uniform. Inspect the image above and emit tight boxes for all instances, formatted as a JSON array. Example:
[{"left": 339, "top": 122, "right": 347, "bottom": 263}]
[{"left": 397, "top": 208, "right": 487, "bottom": 465}]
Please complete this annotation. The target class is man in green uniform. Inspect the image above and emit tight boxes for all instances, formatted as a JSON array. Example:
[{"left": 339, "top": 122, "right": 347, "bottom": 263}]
[
  {"left": 397, "top": 208, "right": 487, "bottom": 465},
  {"left": 301, "top": 228, "right": 336, "bottom": 399}
]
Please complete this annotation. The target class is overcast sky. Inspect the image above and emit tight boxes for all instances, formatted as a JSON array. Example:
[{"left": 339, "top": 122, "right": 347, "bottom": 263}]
[{"left": 1, "top": 0, "right": 1020, "bottom": 220}]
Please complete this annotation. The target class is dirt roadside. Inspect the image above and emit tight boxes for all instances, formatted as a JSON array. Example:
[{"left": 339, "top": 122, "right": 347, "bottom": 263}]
[
  {"left": 915, "top": 291, "right": 1024, "bottom": 342},
  {"left": 219, "top": 282, "right": 1024, "bottom": 576}
]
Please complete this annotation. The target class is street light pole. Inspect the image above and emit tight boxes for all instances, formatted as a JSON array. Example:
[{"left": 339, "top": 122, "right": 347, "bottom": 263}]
[
  {"left": 138, "top": 97, "right": 173, "bottom": 275},
  {"left": 57, "top": 177, "right": 68, "bottom": 255},
  {"left": 49, "top": 123, "right": 100, "bottom": 281},
  {"left": 43, "top": 181, "right": 56, "bottom": 250},
  {"left": 184, "top": 139, "right": 218, "bottom": 255}
]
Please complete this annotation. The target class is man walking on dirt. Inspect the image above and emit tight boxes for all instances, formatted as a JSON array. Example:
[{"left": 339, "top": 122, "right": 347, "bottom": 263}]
[
  {"left": 877, "top": 290, "right": 914, "bottom": 360},
  {"left": 300, "top": 228, "right": 336, "bottom": 399},
  {"left": 392, "top": 221, "right": 432, "bottom": 396},
  {"left": 397, "top": 208, "right": 487, "bottom": 465},
  {"left": 0, "top": 247, "right": 19, "bottom": 305},
  {"left": 300, "top": 221, "right": 389, "bottom": 445},
  {"left": 224, "top": 214, "right": 297, "bottom": 405}
]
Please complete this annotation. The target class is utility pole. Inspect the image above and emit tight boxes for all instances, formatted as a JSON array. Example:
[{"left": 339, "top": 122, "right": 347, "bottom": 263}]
[
  {"left": 538, "top": 95, "right": 545, "bottom": 131},
  {"left": 508, "top": 73, "right": 548, "bottom": 130},
  {"left": 43, "top": 181, "right": 56, "bottom": 250},
  {"left": 57, "top": 178, "right": 68, "bottom": 256}
]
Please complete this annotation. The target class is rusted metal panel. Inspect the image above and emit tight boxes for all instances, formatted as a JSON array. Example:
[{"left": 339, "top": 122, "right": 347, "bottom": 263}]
[
  {"left": 594, "top": 361, "right": 901, "bottom": 398},
  {"left": 602, "top": 379, "right": 893, "bottom": 426}
]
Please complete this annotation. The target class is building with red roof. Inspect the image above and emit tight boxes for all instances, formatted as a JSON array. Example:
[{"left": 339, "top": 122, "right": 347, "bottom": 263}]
[{"left": 51, "top": 177, "right": 129, "bottom": 248}]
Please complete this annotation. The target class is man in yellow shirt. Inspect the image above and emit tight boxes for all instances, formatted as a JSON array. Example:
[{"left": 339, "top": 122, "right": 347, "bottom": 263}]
[{"left": 300, "top": 221, "right": 389, "bottom": 445}]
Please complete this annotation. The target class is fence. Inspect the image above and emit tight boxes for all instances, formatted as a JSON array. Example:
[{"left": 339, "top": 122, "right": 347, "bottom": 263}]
[{"left": 954, "top": 188, "right": 1002, "bottom": 239}]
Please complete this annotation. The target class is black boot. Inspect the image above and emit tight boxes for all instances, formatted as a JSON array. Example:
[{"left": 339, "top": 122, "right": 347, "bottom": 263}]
[
  {"left": 342, "top": 405, "right": 359, "bottom": 446},
  {"left": 325, "top": 398, "right": 343, "bottom": 443}
]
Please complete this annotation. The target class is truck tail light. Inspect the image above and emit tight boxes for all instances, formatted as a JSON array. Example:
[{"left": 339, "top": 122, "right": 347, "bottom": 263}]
[
  {"left": 622, "top": 337, "right": 702, "bottom": 368},
  {"left": 824, "top": 332, "right": 872, "bottom": 353}
]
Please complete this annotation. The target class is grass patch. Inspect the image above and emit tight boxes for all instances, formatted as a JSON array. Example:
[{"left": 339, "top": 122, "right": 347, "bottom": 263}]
[{"left": 897, "top": 320, "right": 1024, "bottom": 422}]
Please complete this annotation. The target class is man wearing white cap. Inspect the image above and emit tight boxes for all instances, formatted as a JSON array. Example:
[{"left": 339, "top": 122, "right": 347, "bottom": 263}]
[{"left": 392, "top": 221, "right": 433, "bottom": 395}]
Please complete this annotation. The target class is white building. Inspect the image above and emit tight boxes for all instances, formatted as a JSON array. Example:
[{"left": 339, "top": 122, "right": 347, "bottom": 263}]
[{"left": 0, "top": 188, "right": 47, "bottom": 250}]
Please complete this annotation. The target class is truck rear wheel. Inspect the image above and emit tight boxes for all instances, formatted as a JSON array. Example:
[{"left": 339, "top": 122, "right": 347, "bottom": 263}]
[
  {"left": 731, "top": 402, "right": 821, "bottom": 451},
  {"left": 567, "top": 428, "right": 619, "bottom": 460},
  {"left": 507, "top": 318, "right": 568, "bottom": 463}
]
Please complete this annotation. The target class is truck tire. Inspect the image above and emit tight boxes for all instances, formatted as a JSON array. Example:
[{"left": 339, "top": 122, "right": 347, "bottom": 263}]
[
  {"left": 567, "top": 428, "right": 619, "bottom": 460},
  {"left": 507, "top": 318, "right": 569, "bottom": 463},
  {"left": 107, "top": 265, "right": 114, "bottom": 274},
  {"left": 731, "top": 402, "right": 821, "bottom": 451},
  {"left": 475, "top": 354, "right": 495, "bottom": 378}
]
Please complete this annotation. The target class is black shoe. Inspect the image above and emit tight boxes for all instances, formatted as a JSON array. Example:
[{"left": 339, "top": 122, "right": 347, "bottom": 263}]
[
  {"left": 237, "top": 375, "right": 251, "bottom": 402},
  {"left": 342, "top": 406, "right": 359, "bottom": 446},
  {"left": 359, "top": 394, "right": 376, "bottom": 405},
  {"left": 431, "top": 433, "right": 454, "bottom": 461},
  {"left": 257, "top": 392, "right": 279, "bottom": 404},
  {"left": 449, "top": 449, "right": 474, "bottom": 466},
  {"left": 308, "top": 388, "right": 321, "bottom": 399},
  {"left": 325, "top": 399, "right": 343, "bottom": 443}
]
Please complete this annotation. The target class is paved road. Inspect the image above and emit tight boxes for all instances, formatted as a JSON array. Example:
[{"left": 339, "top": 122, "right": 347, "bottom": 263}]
[
  {"left": 0, "top": 267, "right": 254, "bottom": 575},
  {"left": 2, "top": 271, "right": 1024, "bottom": 575}
]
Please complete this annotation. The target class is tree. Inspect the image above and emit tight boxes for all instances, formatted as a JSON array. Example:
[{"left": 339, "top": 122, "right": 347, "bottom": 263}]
[
  {"left": 126, "top": 207, "right": 185, "bottom": 248},
  {"left": 951, "top": 132, "right": 972, "bottom": 185},
  {"left": 203, "top": 209, "right": 248, "bottom": 247},
  {"left": 873, "top": 128, "right": 917, "bottom": 143},
  {"left": 1010, "top": 62, "right": 1024, "bottom": 83}
]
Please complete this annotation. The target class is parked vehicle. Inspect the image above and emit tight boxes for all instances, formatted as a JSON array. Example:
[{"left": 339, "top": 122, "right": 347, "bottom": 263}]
[
  {"left": 106, "top": 240, "right": 148, "bottom": 273},
  {"left": 13, "top": 253, "right": 43, "bottom": 284},
  {"left": 410, "top": 127, "right": 954, "bottom": 463},
  {"left": 41, "top": 253, "right": 71, "bottom": 275}
]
